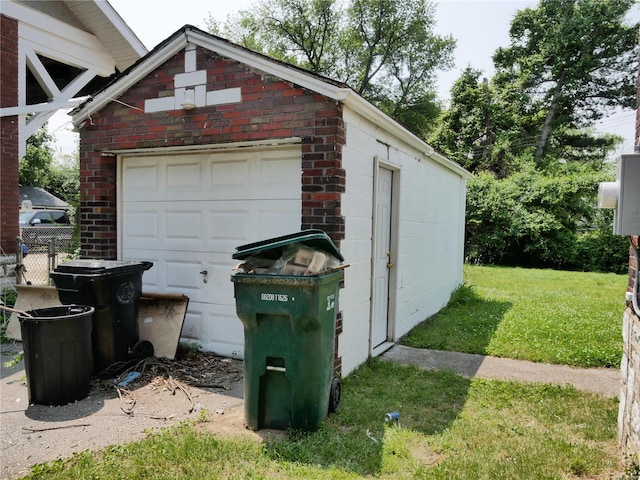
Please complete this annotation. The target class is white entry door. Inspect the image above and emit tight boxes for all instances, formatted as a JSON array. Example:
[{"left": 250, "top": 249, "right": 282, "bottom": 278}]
[
  {"left": 120, "top": 147, "right": 301, "bottom": 357},
  {"left": 371, "top": 166, "right": 393, "bottom": 349}
]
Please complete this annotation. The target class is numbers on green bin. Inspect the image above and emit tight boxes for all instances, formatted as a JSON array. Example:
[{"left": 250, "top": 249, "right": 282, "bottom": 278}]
[{"left": 326, "top": 294, "right": 335, "bottom": 311}]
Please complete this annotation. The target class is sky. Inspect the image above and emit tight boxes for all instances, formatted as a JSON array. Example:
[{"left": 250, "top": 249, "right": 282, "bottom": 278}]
[{"left": 49, "top": 0, "right": 637, "bottom": 159}]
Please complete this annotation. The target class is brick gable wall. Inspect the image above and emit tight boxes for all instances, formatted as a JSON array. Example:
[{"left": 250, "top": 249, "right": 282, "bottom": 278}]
[
  {"left": 79, "top": 48, "right": 345, "bottom": 259},
  {"left": 0, "top": 14, "right": 20, "bottom": 255}
]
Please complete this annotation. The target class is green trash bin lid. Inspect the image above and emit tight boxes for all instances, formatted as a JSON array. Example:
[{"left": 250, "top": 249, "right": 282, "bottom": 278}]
[{"left": 232, "top": 230, "right": 344, "bottom": 262}]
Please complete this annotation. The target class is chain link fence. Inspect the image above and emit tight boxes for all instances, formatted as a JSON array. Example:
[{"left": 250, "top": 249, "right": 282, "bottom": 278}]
[{"left": 18, "top": 226, "right": 75, "bottom": 286}]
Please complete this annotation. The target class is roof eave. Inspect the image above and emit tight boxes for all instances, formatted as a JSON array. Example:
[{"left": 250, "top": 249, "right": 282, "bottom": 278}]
[
  {"left": 342, "top": 93, "right": 473, "bottom": 179},
  {"left": 71, "top": 26, "right": 472, "bottom": 180},
  {"left": 72, "top": 33, "right": 188, "bottom": 126},
  {"left": 90, "top": 1, "right": 148, "bottom": 58}
]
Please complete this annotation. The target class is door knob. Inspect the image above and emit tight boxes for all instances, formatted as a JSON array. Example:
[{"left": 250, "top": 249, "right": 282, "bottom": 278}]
[{"left": 200, "top": 270, "right": 208, "bottom": 283}]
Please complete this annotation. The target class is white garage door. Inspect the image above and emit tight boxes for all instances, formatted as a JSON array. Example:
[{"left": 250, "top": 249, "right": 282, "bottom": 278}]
[{"left": 120, "top": 147, "right": 302, "bottom": 357}]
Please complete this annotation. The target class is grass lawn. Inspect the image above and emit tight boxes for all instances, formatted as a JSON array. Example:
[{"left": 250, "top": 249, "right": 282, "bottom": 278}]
[
  {"left": 402, "top": 264, "right": 628, "bottom": 367},
  {"left": 21, "top": 360, "right": 624, "bottom": 480}
]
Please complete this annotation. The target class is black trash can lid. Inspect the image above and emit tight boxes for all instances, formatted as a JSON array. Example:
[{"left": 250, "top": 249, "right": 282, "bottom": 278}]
[
  {"left": 53, "top": 259, "right": 153, "bottom": 275},
  {"left": 232, "top": 230, "right": 344, "bottom": 261}
]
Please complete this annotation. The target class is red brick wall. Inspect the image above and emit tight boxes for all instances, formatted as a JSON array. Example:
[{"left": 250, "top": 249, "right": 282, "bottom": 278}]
[
  {"left": 632, "top": 24, "right": 639, "bottom": 321},
  {"left": 79, "top": 48, "right": 346, "bottom": 259},
  {"left": 0, "top": 14, "right": 20, "bottom": 255}
]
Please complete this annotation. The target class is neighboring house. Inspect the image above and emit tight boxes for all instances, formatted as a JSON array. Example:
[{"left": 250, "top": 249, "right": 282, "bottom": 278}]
[
  {"left": 19, "top": 186, "right": 70, "bottom": 211},
  {"left": 70, "top": 25, "right": 471, "bottom": 375},
  {"left": 618, "top": 35, "right": 640, "bottom": 459},
  {"left": 0, "top": 0, "right": 147, "bottom": 256}
]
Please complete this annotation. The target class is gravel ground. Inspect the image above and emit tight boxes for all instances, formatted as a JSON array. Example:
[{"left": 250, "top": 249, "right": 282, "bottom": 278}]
[{"left": 1, "top": 342, "right": 252, "bottom": 480}]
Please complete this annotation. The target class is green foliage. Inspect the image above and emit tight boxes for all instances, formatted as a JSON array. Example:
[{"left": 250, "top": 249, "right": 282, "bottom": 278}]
[
  {"left": 574, "top": 210, "right": 631, "bottom": 275},
  {"left": 20, "top": 126, "right": 55, "bottom": 187},
  {"left": 464, "top": 163, "right": 626, "bottom": 272},
  {"left": 208, "top": 0, "right": 455, "bottom": 138},
  {"left": 430, "top": 67, "right": 535, "bottom": 178},
  {"left": 1, "top": 289, "right": 17, "bottom": 344},
  {"left": 46, "top": 158, "right": 80, "bottom": 214},
  {"left": 2, "top": 351, "right": 24, "bottom": 368},
  {"left": 493, "top": 0, "right": 638, "bottom": 163},
  {"left": 19, "top": 125, "right": 80, "bottom": 213},
  {"left": 620, "top": 455, "right": 640, "bottom": 480},
  {"left": 432, "top": 1, "right": 637, "bottom": 271}
]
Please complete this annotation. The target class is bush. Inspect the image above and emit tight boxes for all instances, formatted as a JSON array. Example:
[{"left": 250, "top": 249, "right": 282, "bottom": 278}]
[{"left": 465, "top": 165, "right": 624, "bottom": 273}]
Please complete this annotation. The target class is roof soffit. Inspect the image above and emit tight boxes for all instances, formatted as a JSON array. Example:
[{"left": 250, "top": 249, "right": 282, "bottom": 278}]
[{"left": 65, "top": 0, "right": 147, "bottom": 71}]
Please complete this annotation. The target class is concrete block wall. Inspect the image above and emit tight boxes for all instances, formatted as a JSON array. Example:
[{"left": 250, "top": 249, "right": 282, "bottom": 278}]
[
  {"left": 620, "top": 299, "right": 640, "bottom": 457},
  {"left": 339, "top": 108, "right": 466, "bottom": 375}
]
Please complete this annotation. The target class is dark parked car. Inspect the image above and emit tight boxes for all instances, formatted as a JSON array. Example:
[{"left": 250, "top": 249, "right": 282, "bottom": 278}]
[
  {"left": 19, "top": 209, "right": 71, "bottom": 227},
  {"left": 19, "top": 209, "right": 72, "bottom": 243}
]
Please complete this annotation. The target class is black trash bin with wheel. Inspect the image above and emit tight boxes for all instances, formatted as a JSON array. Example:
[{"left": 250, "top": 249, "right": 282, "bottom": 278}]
[{"left": 50, "top": 260, "right": 152, "bottom": 373}]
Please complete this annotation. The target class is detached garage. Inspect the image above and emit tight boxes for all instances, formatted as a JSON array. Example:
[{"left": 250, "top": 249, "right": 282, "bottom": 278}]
[{"left": 71, "top": 26, "right": 471, "bottom": 376}]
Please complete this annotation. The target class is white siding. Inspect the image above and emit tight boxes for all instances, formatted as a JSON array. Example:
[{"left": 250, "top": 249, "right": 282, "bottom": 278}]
[{"left": 340, "top": 108, "right": 466, "bottom": 375}]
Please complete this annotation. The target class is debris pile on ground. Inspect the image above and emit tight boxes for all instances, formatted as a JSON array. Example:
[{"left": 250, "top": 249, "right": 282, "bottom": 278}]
[{"left": 93, "top": 347, "right": 243, "bottom": 416}]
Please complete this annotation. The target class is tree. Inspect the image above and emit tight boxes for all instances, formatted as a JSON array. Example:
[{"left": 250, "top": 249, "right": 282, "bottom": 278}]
[
  {"left": 493, "top": 0, "right": 639, "bottom": 164},
  {"left": 430, "top": 67, "right": 535, "bottom": 178},
  {"left": 207, "top": 0, "right": 455, "bottom": 137},
  {"left": 432, "top": 0, "right": 636, "bottom": 272},
  {"left": 48, "top": 154, "right": 80, "bottom": 214},
  {"left": 20, "top": 124, "right": 80, "bottom": 211},
  {"left": 19, "top": 124, "right": 55, "bottom": 188}
]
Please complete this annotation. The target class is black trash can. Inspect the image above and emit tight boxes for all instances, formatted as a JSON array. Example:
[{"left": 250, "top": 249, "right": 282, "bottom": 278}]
[
  {"left": 50, "top": 260, "right": 152, "bottom": 373},
  {"left": 19, "top": 305, "right": 94, "bottom": 405}
]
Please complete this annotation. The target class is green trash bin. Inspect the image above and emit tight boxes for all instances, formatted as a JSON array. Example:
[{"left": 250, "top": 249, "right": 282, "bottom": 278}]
[{"left": 231, "top": 230, "right": 344, "bottom": 431}]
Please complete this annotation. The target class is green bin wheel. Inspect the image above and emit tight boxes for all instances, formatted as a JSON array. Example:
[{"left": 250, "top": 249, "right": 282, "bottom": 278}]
[{"left": 329, "top": 377, "right": 342, "bottom": 414}]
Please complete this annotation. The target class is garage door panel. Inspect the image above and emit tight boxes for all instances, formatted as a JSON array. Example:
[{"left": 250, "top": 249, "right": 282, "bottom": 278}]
[
  {"left": 181, "top": 309, "right": 203, "bottom": 340},
  {"left": 166, "top": 211, "right": 203, "bottom": 240},
  {"left": 166, "top": 259, "right": 203, "bottom": 291},
  {"left": 125, "top": 202, "right": 299, "bottom": 253},
  {"left": 126, "top": 211, "right": 160, "bottom": 241},
  {"left": 124, "top": 152, "right": 300, "bottom": 202},
  {"left": 122, "top": 147, "right": 301, "bottom": 356},
  {"left": 180, "top": 304, "right": 244, "bottom": 358},
  {"left": 124, "top": 162, "right": 159, "bottom": 192},
  {"left": 202, "top": 307, "right": 244, "bottom": 352},
  {"left": 207, "top": 200, "right": 300, "bottom": 249},
  {"left": 167, "top": 161, "right": 203, "bottom": 188},
  {"left": 210, "top": 159, "right": 250, "bottom": 188}
]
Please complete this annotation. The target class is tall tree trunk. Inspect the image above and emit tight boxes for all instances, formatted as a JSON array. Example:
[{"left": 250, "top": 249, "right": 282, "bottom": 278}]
[{"left": 534, "top": 76, "right": 564, "bottom": 164}]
